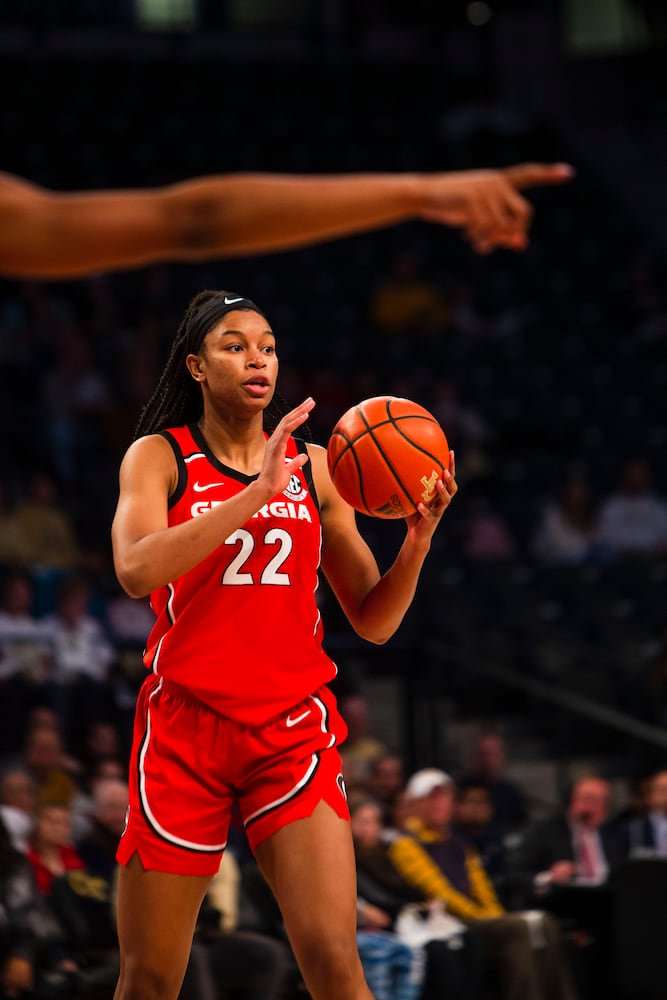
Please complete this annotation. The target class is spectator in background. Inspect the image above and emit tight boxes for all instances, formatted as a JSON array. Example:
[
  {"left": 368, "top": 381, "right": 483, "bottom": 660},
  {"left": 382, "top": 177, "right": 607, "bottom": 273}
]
[
  {"left": 0, "top": 815, "right": 60, "bottom": 1000},
  {"left": 462, "top": 732, "right": 527, "bottom": 835},
  {"left": 10, "top": 472, "right": 79, "bottom": 572},
  {"left": 351, "top": 796, "right": 482, "bottom": 1000},
  {"left": 26, "top": 803, "right": 85, "bottom": 896},
  {"left": 389, "top": 769, "right": 576, "bottom": 1000},
  {"left": 0, "top": 571, "right": 52, "bottom": 753},
  {"left": 366, "top": 754, "right": 406, "bottom": 828},
  {"left": 510, "top": 776, "right": 623, "bottom": 893},
  {"left": 21, "top": 725, "right": 77, "bottom": 808},
  {"left": 460, "top": 496, "right": 517, "bottom": 561},
  {"left": 452, "top": 778, "right": 507, "bottom": 881},
  {"left": 368, "top": 250, "right": 451, "bottom": 339},
  {"left": 339, "top": 692, "right": 389, "bottom": 790},
  {"left": 0, "top": 765, "right": 36, "bottom": 854},
  {"left": 532, "top": 474, "right": 603, "bottom": 565},
  {"left": 598, "top": 457, "right": 667, "bottom": 557},
  {"left": 40, "top": 576, "right": 115, "bottom": 746},
  {"left": 0, "top": 480, "right": 26, "bottom": 567},
  {"left": 509, "top": 776, "right": 625, "bottom": 1000},
  {"left": 623, "top": 768, "right": 667, "bottom": 857},
  {"left": 75, "top": 778, "right": 128, "bottom": 887},
  {"left": 42, "top": 332, "right": 112, "bottom": 479}
]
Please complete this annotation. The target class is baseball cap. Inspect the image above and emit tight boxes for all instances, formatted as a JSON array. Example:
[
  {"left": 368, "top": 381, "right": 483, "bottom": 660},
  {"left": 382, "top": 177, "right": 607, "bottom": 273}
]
[{"left": 405, "top": 768, "right": 453, "bottom": 799}]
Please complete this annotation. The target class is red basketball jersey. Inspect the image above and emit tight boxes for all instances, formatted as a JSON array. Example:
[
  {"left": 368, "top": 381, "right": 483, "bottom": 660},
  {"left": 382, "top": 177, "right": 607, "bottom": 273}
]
[{"left": 143, "top": 423, "right": 337, "bottom": 725}]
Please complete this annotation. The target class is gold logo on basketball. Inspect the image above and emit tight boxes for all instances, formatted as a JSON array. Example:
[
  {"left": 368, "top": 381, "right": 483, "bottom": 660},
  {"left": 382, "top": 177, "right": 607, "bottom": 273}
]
[{"left": 420, "top": 470, "right": 438, "bottom": 504}]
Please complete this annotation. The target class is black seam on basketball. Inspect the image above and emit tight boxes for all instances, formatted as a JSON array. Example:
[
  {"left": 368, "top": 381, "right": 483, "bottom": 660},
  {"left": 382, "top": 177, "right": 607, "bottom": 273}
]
[
  {"left": 354, "top": 402, "right": 417, "bottom": 513},
  {"left": 386, "top": 405, "right": 446, "bottom": 467},
  {"left": 329, "top": 431, "right": 373, "bottom": 516}
]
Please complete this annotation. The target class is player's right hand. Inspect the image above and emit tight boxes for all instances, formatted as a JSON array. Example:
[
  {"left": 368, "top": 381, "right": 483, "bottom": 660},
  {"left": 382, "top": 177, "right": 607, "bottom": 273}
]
[
  {"left": 415, "top": 162, "right": 574, "bottom": 253},
  {"left": 259, "top": 397, "right": 315, "bottom": 497}
]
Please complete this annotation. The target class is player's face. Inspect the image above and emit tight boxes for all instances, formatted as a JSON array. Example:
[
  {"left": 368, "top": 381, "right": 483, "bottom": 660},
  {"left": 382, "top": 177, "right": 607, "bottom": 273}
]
[{"left": 194, "top": 309, "right": 278, "bottom": 413}]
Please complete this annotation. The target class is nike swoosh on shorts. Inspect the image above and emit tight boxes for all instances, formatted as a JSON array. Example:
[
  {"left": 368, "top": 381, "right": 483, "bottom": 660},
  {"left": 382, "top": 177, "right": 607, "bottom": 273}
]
[{"left": 285, "top": 710, "right": 311, "bottom": 728}]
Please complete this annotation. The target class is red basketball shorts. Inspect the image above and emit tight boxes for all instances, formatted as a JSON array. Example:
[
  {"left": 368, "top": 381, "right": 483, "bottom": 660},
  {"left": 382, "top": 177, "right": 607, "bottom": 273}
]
[{"left": 117, "top": 673, "right": 349, "bottom": 876}]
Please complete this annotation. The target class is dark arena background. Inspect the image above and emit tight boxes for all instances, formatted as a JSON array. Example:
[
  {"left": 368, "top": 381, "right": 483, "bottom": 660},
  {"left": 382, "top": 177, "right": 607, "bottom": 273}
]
[{"left": 1, "top": 3, "right": 666, "bottom": 999}]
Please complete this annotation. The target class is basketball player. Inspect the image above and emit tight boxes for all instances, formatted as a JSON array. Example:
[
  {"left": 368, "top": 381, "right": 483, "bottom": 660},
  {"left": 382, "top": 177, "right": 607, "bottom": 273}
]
[
  {"left": 0, "top": 162, "right": 573, "bottom": 279},
  {"left": 110, "top": 290, "right": 458, "bottom": 1000}
]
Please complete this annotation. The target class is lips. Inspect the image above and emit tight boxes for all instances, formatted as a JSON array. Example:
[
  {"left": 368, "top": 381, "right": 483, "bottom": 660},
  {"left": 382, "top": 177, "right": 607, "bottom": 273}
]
[{"left": 242, "top": 377, "right": 270, "bottom": 397}]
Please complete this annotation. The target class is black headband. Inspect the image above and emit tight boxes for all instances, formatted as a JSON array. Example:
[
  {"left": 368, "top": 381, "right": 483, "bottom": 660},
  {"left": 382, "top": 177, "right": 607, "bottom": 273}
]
[{"left": 187, "top": 294, "right": 266, "bottom": 354}]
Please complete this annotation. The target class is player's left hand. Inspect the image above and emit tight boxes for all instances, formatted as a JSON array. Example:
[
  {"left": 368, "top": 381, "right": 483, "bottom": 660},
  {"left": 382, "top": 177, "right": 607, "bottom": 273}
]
[
  {"left": 416, "top": 162, "right": 574, "bottom": 253},
  {"left": 405, "top": 450, "right": 457, "bottom": 544}
]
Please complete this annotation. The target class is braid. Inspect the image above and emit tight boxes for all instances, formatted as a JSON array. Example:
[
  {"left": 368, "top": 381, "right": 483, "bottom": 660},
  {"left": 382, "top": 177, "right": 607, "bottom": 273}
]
[{"left": 134, "top": 290, "right": 225, "bottom": 440}]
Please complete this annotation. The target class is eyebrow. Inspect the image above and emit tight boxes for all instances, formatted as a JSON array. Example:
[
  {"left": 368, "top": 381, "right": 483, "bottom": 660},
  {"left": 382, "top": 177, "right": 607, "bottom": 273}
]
[{"left": 219, "top": 328, "right": 275, "bottom": 337}]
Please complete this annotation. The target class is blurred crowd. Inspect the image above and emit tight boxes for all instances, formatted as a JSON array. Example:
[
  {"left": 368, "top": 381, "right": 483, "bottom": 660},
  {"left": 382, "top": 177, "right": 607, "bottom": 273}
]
[{"left": 1, "top": 687, "right": 667, "bottom": 999}]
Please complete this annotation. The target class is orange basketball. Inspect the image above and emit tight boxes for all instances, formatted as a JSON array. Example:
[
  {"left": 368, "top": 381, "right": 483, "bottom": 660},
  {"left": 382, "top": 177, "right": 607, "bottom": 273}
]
[{"left": 327, "top": 396, "right": 450, "bottom": 518}]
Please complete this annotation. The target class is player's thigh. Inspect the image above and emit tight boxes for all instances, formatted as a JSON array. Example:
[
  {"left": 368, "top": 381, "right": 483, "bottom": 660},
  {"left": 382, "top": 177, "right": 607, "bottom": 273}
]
[
  {"left": 116, "top": 853, "right": 211, "bottom": 974},
  {"left": 254, "top": 799, "right": 358, "bottom": 950}
]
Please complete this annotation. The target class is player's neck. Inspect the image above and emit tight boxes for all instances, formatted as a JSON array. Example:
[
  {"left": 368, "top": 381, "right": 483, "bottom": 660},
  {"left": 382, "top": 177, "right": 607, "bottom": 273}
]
[{"left": 196, "top": 412, "right": 266, "bottom": 475}]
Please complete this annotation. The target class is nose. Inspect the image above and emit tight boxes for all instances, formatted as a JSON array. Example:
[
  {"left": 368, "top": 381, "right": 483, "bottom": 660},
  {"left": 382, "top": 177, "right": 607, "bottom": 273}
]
[{"left": 247, "top": 349, "right": 266, "bottom": 368}]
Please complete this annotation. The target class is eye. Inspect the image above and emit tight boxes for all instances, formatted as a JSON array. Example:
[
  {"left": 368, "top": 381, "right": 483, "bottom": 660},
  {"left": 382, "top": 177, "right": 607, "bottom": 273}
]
[
  {"left": 262, "top": 345, "right": 275, "bottom": 354},
  {"left": 226, "top": 344, "right": 243, "bottom": 352}
]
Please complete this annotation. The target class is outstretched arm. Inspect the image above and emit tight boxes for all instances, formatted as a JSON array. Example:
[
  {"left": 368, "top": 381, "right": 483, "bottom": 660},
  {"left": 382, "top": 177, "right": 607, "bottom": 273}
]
[{"left": 0, "top": 163, "right": 573, "bottom": 279}]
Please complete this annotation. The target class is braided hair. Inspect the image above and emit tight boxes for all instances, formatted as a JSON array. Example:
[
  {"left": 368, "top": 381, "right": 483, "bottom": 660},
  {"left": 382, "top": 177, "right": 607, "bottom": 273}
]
[{"left": 134, "top": 289, "right": 310, "bottom": 441}]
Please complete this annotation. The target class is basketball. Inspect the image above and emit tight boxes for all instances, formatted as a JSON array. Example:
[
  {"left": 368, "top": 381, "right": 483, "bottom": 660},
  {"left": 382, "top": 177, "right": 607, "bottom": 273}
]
[{"left": 327, "top": 396, "right": 450, "bottom": 519}]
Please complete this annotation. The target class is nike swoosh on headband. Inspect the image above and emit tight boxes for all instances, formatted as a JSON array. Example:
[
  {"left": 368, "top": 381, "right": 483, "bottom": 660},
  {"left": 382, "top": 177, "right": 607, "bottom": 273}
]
[{"left": 223, "top": 296, "right": 244, "bottom": 305}]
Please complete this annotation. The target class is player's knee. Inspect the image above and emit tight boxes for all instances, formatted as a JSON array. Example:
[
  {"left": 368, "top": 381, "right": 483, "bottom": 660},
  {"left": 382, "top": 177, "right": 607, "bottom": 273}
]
[
  {"left": 116, "top": 955, "right": 184, "bottom": 1000},
  {"left": 297, "top": 929, "right": 364, "bottom": 993}
]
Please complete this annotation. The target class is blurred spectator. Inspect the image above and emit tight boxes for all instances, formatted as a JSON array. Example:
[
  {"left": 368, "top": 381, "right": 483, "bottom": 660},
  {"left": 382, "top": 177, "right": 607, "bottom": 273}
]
[
  {"left": 509, "top": 776, "right": 625, "bottom": 1000},
  {"left": 532, "top": 474, "right": 604, "bottom": 565},
  {"left": 510, "top": 776, "right": 623, "bottom": 892},
  {"left": 41, "top": 332, "right": 112, "bottom": 483},
  {"left": 0, "top": 814, "right": 75, "bottom": 1000},
  {"left": 339, "top": 692, "right": 388, "bottom": 789},
  {"left": 26, "top": 800, "right": 120, "bottom": 996},
  {"left": 461, "top": 732, "right": 527, "bottom": 834},
  {"left": 452, "top": 777, "right": 507, "bottom": 881},
  {"left": 26, "top": 803, "right": 85, "bottom": 896},
  {"left": 623, "top": 768, "right": 667, "bottom": 857},
  {"left": 21, "top": 725, "right": 77, "bottom": 808},
  {"left": 389, "top": 769, "right": 576, "bottom": 1000},
  {"left": 75, "top": 777, "right": 127, "bottom": 881},
  {"left": 0, "top": 481, "right": 27, "bottom": 567},
  {"left": 0, "top": 571, "right": 52, "bottom": 753},
  {"left": 40, "top": 576, "right": 115, "bottom": 745},
  {"left": 105, "top": 588, "right": 155, "bottom": 647},
  {"left": 69, "top": 753, "right": 127, "bottom": 844},
  {"left": 366, "top": 754, "right": 406, "bottom": 828},
  {"left": 430, "top": 380, "right": 490, "bottom": 456},
  {"left": 0, "top": 764, "right": 36, "bottom": 854},
  {"left": 598, "top": 457, "right": 667, "bottom": 556},
  {"left": 10, "top": 473, "right": 79, "bottom": 572},
  {"left": 351, "top": 796, "right": 483, "bottom": 1000},
  {"left": 460, "top": 497, "right": 517, "bottom": 561},
  {"left": 368, "top": 250, "right": 451, "bottom": 338}
]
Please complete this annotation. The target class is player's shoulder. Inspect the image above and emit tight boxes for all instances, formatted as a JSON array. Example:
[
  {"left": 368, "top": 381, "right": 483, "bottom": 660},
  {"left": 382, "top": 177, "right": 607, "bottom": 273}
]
[{"left": 120, "top": 433, "right": 177, "bottom": 474}]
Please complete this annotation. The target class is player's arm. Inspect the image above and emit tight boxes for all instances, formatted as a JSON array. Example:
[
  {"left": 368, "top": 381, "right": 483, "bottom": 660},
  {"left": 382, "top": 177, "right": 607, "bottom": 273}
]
[
  {"left": 112, "top": 399, "right": 313, "bottom": 597},
  {"left": 310, "top": 444, "right": 456, "bottom": 645},
  {"left": 0, "top": 163, "right": 573, "bottom": 279}
]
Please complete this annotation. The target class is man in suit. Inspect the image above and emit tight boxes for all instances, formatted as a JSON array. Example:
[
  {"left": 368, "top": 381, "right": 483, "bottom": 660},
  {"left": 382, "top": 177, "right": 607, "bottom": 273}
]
[
  {"left": 509, "top": 775, "right": 624, "bottom": 1000},
  {"left": 510, "top": 776, "right": 624, "bottom": 891},
  {"left": 624, "top": 768, "right": 667, "bottom": 857}
]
